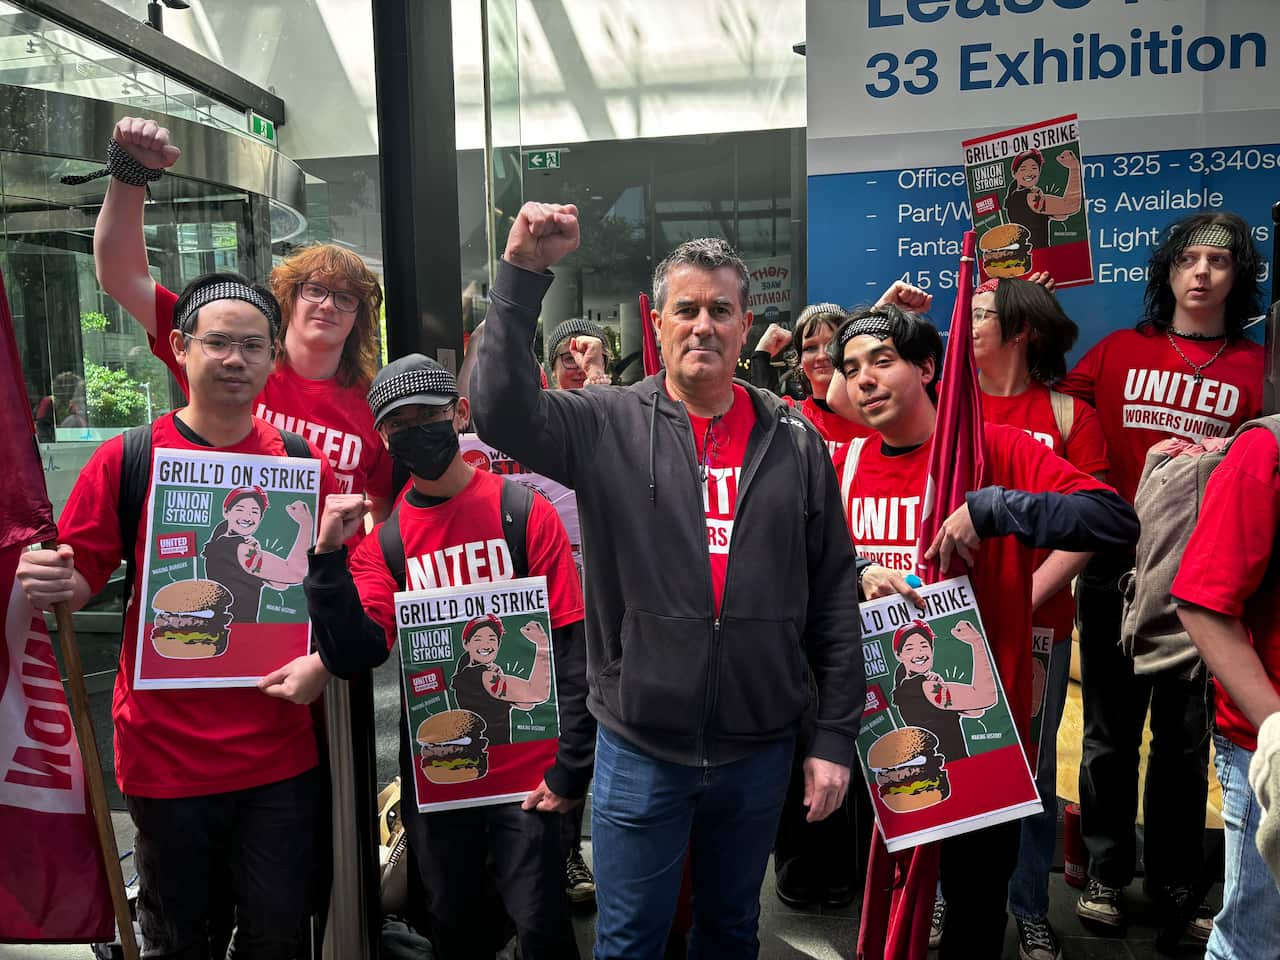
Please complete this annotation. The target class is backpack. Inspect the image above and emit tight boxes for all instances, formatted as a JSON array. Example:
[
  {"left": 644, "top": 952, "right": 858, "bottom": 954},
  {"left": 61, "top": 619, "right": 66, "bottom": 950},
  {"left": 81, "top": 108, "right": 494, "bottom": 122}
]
[
  {"left": 377, "top": 477, "right": 534, "bottom": 588},
  {"left": 1120, "top": 415, "right": 1280, "bottom": 675},
  {"left": 117, "top": 422, "right": 313, "bottom": 622}
]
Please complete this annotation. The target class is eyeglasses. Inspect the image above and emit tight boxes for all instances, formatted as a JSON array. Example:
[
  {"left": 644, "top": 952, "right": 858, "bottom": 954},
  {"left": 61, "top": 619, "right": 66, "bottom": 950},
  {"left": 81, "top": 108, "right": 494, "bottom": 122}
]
[
  {"left": 380, "top": 402, "right": 457, "bottom": 433},
  {"left": 297, "top": 280, "right": 360, "bottom": 314},
  {"left": 971, "top": 307, "right": 999, "bottom": 324},
  {"left": 1174, "top": 251, "right": 1233, "bottom": 272},
  {"left": 185, "top": 332, "right": 274, "bottom": 363},
  {"left": 555, "top": 351, "right": 580, "bottom": 370}
]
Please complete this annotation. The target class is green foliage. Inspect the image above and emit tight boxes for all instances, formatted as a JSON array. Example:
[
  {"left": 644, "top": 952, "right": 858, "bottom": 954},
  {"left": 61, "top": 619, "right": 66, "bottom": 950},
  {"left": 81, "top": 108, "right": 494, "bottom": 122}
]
[
  {"left": 80, "top": 310, "right": 110, "bottom": 333},
  {"left": 83, "top": 361, "right": 148, "bottom": 427}
]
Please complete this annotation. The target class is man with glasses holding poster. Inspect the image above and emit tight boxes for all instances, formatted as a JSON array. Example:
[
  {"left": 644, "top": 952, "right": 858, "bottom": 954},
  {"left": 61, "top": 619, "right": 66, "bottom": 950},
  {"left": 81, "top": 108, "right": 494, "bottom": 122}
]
[{"left": 17, "top": 272, "right": 340, "bottom": 958}]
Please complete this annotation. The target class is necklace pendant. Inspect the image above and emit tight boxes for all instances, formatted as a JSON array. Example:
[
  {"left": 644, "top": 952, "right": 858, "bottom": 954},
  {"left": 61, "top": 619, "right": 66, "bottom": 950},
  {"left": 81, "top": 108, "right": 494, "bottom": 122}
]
[{"left": 1193, "top": 372, "right": 1204, "bottom": 383}]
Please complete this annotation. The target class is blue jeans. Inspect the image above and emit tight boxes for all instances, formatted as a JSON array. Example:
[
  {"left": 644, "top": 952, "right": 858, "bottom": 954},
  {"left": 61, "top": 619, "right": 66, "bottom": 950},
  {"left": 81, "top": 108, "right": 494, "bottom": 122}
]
[
  {"left": 1206, "top": 734, "right": 1280, "bottom": 960},
  {"left": 591, "top": 725, "right": 794, "bottom": 960},
  {"left": 1008, "top": 638, "right": 1072, "bottom": 920}
]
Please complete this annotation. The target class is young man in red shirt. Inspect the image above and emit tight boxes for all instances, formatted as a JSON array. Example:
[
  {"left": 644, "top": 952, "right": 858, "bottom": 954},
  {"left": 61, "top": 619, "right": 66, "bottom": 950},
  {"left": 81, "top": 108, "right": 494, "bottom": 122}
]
[
  {"left": 93, "top": 117, "right": 393, "bottom": 539},
  {"left": 830, "top": 305, "right": 1136, "bottom": 959},
  {"left": 17, "top": 274, "right": 340, "bottom": 957},
  {"left": 1173, "top": 423, "right": 1280, "bottom": 960},
  {"left": 1057, "top": 212, "right": 1266, "bottom": 934},
  {"left": 304, "top": 355, "right": 592, "bottom": 959}
]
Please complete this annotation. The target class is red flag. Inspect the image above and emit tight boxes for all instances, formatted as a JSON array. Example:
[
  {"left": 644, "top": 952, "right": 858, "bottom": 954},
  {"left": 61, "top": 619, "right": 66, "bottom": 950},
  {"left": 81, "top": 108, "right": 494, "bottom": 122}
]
[
  {"left": 639, "top": 293, "right": 661, "bottom": 377},
  {"left": 0, "top": 262, "right": 114, "bottom": 942},
  {"left": 0, "top": 547, "right": 114, "bottom": 942},
  {"left": 917, "top": 229, "right": 985, "bottom": 581},
  {"left": 858, "top": 231, "right": 983, "bottom": 960},
  {"left": 0, "top": 269, "right": 55, "bottom": 552}
]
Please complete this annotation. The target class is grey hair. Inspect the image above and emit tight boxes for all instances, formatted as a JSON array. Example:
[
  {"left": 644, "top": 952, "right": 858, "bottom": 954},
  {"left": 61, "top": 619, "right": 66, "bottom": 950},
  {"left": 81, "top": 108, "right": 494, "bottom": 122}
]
[{"left": 651, "top": 238, "right": 751, "bottom": 313}]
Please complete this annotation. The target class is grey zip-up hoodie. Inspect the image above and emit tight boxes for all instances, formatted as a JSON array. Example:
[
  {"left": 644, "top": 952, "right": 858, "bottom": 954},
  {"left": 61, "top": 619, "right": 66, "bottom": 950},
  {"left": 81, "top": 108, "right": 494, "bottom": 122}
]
[{"left": 472, "top": 260, "right": 864, "bottom": 768}]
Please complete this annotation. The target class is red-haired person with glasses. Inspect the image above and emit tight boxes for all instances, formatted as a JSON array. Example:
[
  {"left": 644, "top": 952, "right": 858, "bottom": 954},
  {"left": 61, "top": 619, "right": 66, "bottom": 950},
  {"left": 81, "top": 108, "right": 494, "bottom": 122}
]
[{"left": 94, "top": 117, "right": 393, "bottom": 536}]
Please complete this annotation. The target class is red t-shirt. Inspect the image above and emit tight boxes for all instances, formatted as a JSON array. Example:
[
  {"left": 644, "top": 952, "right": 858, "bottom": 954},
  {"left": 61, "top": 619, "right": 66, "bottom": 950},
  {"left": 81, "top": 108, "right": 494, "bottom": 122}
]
[
  {"left": 348, "top": 468, "right": 584, "bottom": 646},
  {"left": 1057, "top": 328, "right": 1263, "bottom": 503},
  {"left": 786, "top": 396, "right": 874, "bottom": 457},
  {"left": 834, "top": 423, "right": 1111, "bottom": 734},
  {"left": 153, "top": 285, "right": 392, "bottom": 512},
  {"left": 58, "top": 414, "right": 339, "bottom": 799},
  {"left": 982, "top": 384, "right": 1109, "bottom": 645},
  {"left": 683, "top": 384, "right": 757, "bottom": 612},
  {"left": 1172, "top": 428, "right": 1280, "bottom": 751}
]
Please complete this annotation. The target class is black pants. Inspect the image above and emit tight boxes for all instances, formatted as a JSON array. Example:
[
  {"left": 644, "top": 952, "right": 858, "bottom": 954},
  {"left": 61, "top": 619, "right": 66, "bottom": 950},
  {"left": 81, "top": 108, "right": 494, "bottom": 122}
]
[
  {"left": 401, "top": 797, "right": 578, "bottom": 960},
  {"left": 1076, "top": 553, "right": 1212, "bottom": 888},
  {"left": 561, "top": 803, "right": 585, "bottom": 859},
  {"left": 125, "top": 768, "right": 323, "bottom": 960},
  {"left": 938, "top": 819, "right": 1022, "bottom": 959},
  {"left": 773, "top": 751, "right": 871, "bottom": 894}
]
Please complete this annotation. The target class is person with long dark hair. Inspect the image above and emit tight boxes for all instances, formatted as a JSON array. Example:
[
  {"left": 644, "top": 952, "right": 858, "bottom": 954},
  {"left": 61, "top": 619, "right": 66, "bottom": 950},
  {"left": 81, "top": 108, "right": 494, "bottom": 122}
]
[{"left": 1059, "top": 210, "right": 1265, "bottom": 938}]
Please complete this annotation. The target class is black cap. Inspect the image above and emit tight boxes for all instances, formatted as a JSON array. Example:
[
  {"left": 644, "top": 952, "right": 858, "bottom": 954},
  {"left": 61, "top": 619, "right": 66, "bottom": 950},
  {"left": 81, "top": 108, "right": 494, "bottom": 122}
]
[{"left": 367, "top": 353, "right": 459, "bottom": 426}]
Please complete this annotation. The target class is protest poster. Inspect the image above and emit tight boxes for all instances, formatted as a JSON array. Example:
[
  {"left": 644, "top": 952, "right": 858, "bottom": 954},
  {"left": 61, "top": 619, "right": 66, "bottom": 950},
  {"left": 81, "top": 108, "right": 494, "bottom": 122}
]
[
  {"left": 459, "top": 435, "right": 581, "bottom": 574},
  {"left": 1028, "top": 626, "right": 1054, "bottom": 770},
  {"left": 134, "top": 448, "right": 320, "bottom": 689},
  {"left": 395, "top": 576, "right": 559, "bottom": 813},
  {"left": 856, "top": 575, "right": 1040, "bottom": 852},
  {"left": 962, "top": 114, "right": 1094, "bottom": 288}
]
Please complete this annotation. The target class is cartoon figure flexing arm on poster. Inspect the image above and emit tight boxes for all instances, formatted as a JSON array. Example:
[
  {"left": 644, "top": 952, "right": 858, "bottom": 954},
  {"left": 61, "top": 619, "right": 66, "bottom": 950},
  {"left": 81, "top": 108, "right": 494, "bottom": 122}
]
[
  {"left": 890, "top": 619, "right": 997, "bottom": 761},
  {"left": 451, "top": 614, "right": 552, "bottom": 745},
  {"left": 200, "top": 485, "right": 313, "bottom": 622},
  {"left": 1004, "top": 148, "right": 1082, "bottom": 250}
]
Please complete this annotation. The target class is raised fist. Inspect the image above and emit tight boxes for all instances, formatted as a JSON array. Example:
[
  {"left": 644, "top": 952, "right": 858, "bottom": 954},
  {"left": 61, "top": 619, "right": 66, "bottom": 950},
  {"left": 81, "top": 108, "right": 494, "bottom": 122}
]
[
  {"left": 875, "top": 280, "right": 933, "bottom": 314},
  {"left": 113, "top": 117, "right": 181, "bottom": 170},
  {"left": 504, "top": 202, "right": 580, "bottom": 274},
  {"left": 285, "top": 500, "right": 313, "bottom": 526},
  {"left": 520, "top": 620, "right": 550, "bottom": 649},
  {"left": 754, "top": 322, "right": 792, "bottom": 357}
]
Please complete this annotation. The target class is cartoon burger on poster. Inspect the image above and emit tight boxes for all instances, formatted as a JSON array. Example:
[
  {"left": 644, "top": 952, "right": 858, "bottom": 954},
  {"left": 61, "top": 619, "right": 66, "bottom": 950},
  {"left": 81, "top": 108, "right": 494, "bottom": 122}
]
[
  {"left": 416, "top": 709, "right": 490, "bottom": 783},
  {"left": 868, "top": 726, "right": 952, "bottom": 813},
  {"left": 150, "top": 579, "right": 234, "bottom": 659},
  {"left": 978, "top": 222, "right": 1033, "bottom": 278}
]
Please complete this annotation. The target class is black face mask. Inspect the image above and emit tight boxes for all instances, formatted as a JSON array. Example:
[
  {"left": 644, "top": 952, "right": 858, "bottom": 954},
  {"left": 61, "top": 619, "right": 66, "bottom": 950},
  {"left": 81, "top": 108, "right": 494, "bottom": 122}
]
[{"left": 388, "top": 420, "right": 459, "bottom": 481}]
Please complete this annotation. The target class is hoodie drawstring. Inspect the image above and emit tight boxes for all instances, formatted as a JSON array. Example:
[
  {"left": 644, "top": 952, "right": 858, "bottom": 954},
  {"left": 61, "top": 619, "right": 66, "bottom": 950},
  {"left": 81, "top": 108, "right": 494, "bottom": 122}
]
[{"left": 648, "top": 389, "right": 660, "bottom": 503}]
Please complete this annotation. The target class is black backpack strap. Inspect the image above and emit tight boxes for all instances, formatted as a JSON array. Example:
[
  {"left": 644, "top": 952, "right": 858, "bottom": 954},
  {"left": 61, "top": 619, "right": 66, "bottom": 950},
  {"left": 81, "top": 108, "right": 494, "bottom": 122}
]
[
  {"left": 279, "top": 428, "right": 312, "bottom": 459},
  {"left": 499, "top": 478, "right": 534, "bottom": 579},
  {"left": 379, "top": 508, "right": 406, "bottom": 590},
  {"left": 118, "top": 423, "right": 154, "bottom": 610}
]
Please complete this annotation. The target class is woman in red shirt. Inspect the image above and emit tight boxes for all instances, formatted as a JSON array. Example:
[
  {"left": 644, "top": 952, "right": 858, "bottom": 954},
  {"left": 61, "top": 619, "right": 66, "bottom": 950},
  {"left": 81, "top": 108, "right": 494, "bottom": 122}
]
[
  {"left": 970, "top": 274, "right": 1108, "bottom": 960},
  {"left": 93, "top": 117, "right": 394, "bottom": 527}
]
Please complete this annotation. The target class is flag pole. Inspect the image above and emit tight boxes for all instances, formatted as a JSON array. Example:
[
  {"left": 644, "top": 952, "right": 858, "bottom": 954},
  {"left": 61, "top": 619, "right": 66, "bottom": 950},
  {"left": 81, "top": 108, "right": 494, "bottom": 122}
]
[{"left": 42, "top": 542, "right": 139, "bottom": 960}]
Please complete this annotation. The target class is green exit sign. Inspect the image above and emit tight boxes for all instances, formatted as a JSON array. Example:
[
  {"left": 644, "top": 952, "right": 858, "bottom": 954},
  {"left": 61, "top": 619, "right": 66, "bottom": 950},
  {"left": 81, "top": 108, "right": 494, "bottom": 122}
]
[
  {"left": 248, "top": 111, "right": 276, "bottom": 145},
  {"left": 525, "top": 149, "right": 562, "bottom": 171}
]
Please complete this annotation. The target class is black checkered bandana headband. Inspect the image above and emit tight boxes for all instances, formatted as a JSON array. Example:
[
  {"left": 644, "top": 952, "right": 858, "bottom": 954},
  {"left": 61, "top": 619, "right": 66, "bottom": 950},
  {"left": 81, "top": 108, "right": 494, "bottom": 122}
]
[
  {"left": 367, "top": 366, "right": 459, "bottom": 417},
  {"left": 837, "top": 314, "right": 895, "bottom": 349},
  {"left": 177, "top": 281, "right": 278, "bottom": 335},
  {"left": 1182, "top": 224, "right": 1234, "bottom": 251}
]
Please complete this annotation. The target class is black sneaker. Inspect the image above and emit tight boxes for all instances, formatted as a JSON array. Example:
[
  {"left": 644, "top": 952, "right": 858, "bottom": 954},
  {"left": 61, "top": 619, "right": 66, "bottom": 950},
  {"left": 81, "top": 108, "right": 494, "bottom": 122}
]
[
  {"left": 1145, "top": 881, "right": 1213, "bottom": 942},
  {"left": 1015, "top": 916, "right": 1062, "bottom": 960},
  {"left": 1076, "top": 879, "right": 1125, "bottom": 931},
  {"left": 929, "top": 896, "right": 945, "bottom": 949},
  {"left": 565, "top": 848, "right": 595, "bottom": 905}
]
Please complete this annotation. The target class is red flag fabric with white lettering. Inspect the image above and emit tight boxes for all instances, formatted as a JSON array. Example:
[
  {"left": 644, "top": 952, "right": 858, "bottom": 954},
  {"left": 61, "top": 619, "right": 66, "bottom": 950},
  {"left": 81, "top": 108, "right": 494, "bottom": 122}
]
[
  {"left": 0, "top": 260, "right": 113, "bottom": 942},
  {"left": 0, "top": 547, "right": 114, "bottom": 942}
]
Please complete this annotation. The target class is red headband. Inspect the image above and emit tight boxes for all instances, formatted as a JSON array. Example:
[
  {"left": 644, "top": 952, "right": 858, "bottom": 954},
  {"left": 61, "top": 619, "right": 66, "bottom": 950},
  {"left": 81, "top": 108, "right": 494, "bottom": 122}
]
[
  {"left": 893, "top": 619, "right": 935, "bottom": 653},
  {"left": 223, "top": 485, "right": 268, "bottom": 513},
  {"left": 975, "top": 278, "right": 1000, "bottom": 295},
  {"left": 461, "top": 614, "right": 504, "bottom": 644}
]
